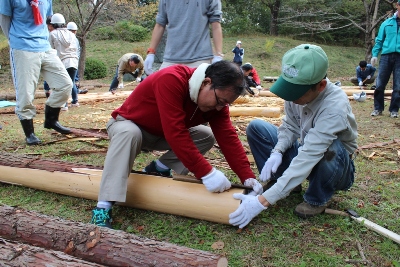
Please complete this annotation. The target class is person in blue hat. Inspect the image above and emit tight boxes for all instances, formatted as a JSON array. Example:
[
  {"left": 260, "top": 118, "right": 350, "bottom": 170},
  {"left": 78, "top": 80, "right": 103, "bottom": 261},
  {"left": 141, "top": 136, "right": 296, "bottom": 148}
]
[{"left": 229, "top": 44, "right": 358, "bottom": 228}]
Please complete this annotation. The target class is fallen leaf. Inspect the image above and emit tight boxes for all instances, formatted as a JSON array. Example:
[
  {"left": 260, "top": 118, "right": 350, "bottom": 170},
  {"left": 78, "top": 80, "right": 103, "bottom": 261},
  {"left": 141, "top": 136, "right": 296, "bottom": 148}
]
[
  {"left": 136, "top": 225, "right": 145, "bottom": 231},
  {"left": 211, "top": 241, "right": 224, "bottom": 250},
  {"left": 262, "top": 248, "right": 269, "bottom": 258}
]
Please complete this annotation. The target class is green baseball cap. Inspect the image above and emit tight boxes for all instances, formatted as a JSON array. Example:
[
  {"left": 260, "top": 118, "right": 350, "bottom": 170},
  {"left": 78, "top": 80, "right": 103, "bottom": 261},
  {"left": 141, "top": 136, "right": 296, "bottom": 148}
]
[{"left": 270, "top": 44, "right": 328, "bottom": 101}]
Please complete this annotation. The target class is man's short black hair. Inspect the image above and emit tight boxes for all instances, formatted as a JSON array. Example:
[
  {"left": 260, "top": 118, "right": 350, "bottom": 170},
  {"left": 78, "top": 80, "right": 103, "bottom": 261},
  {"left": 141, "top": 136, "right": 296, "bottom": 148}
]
[
  {"left": 129, "top": 55, "right": 140, "bottom": 64},
  {"left": 205, "top": 61, "right": 246, "bottom": 96},
  {"left": 46, "top": 16, "right": 52, "bottom": 25},
  {"left": 359, "top": 61, "right": 367, "bottom": 68},
  {"left": 241, "top": 63, "right": 253, "bottom": 72}
]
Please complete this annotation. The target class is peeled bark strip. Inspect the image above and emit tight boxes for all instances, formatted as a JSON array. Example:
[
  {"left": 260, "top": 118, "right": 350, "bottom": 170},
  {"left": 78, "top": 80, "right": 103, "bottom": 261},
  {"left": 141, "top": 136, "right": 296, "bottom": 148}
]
[
  {"left": 0, "top": 205, "right": 228, "bottom": 267},
  {"left": 0, "top": 238, "right": 105, "bottom": 267}
]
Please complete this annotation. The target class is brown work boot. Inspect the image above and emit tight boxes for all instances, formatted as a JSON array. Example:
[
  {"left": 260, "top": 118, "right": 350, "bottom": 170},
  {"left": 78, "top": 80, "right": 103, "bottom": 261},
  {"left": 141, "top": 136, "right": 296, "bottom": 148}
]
[{"left": 294, "top": 201, "right": 327, "bottom": 218}]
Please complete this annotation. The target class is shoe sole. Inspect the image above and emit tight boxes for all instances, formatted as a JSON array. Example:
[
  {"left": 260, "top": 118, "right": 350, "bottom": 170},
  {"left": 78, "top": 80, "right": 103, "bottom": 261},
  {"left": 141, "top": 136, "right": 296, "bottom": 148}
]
[{"left": 293, "top": 209, "right": 324, "bottom": 219}]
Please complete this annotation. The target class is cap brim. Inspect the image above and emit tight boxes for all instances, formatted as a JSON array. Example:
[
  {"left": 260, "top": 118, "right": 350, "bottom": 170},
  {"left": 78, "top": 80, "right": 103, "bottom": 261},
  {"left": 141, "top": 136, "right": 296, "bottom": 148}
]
[{"left": 270, "top": 76, "right": 311, "bottom": 101}]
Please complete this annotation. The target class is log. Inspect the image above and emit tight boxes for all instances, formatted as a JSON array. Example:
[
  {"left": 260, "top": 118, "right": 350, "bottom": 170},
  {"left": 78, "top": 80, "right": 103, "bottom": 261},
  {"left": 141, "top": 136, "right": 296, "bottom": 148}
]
[
  {"left": 229, "top": 106, "right": 281, "bottom": 117},
  {"left": 0, "top": 152, "right": 242, "bottom": 225},
  {"left": 258, "top": 91, "right": 277, "bottom": 97},
  {"left": 0, "top": 205, "right": 228, "bottom": 267},
  {"left": 341, "top": 88, "right": 392, "bottom": 96},
  {"left": 0, "top": 238, "right": 105, "bottom": 266},
  {"left": 262, "top": 76, "right": 279, "bottom": 82}
]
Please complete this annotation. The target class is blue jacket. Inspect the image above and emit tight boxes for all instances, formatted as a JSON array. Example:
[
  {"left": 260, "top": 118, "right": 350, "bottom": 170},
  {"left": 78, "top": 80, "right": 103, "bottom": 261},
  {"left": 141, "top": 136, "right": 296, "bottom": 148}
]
[
  {"left": 232, "top": 46, "right": 244, "bottom": 63},
  {"left": 356, "top": 64, "right": 376, "bottom": 83},
  {"left": 372, "top": 14, "right": 400, "bottom": 57}
]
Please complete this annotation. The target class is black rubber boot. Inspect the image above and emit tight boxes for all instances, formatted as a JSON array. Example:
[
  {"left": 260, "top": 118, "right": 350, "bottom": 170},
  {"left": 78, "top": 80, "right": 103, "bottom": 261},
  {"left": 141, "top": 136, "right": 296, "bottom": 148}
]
[
  {"left": 20, "top": 119, "right": 41, "bottom": 145},
  {"left": 44, "top": 105, "right": 71, "bottom": 134}
]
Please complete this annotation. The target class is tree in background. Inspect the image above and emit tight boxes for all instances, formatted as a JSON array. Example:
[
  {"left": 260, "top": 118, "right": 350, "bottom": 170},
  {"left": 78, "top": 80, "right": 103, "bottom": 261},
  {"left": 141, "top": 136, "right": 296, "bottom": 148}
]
[{"left": 54, "top": 0, "right": 136, "bottom": 79}]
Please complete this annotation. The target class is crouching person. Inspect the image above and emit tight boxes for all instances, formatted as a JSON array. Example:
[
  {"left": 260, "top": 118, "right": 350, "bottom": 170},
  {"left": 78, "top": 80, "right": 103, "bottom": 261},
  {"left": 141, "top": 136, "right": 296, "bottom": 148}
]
[
  {"left": 229, "top": 44, "right": 358, "bottom": 228},
  {"left": 91, "top": 61, "right": 263, "bottom": 228}
]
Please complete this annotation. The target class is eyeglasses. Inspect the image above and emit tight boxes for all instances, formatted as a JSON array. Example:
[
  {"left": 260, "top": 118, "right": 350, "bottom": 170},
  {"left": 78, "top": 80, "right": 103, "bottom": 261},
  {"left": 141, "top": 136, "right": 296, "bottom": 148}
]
[{"left": 213, "top": 88, "right": 229, "bottom": 108}]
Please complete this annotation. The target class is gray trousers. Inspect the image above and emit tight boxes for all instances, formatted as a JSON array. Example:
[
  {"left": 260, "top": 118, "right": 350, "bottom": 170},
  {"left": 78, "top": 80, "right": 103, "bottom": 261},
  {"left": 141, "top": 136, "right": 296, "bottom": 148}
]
[
  {"left": 10, "top": 49, "right": 72, "bottom": 120},
  {"left": 98, "top": 115, "right": 215, "bottom": 202}
]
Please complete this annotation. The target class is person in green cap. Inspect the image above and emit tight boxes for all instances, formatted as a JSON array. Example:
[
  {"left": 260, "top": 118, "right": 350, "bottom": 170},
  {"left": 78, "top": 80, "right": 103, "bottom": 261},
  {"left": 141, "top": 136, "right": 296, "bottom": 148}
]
[{"left": 229, "top": 44, "right": 358, "bottom": 228}]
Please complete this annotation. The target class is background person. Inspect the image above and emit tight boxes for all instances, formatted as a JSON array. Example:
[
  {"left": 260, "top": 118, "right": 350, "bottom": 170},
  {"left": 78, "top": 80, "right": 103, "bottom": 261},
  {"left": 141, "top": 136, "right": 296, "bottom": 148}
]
[
  {"left": 232, "top": 40, "right": 244, "bottom": 66},
  {"left": 241, "top": 63, "right": 262, "bottom": 90},
  {"left": 109, "top": 53, "right": 144, "bottom": 94},
  {"left": 144, "top": 0, "right": 224, "bottom": 75},
  {"left": 49, "top": 13, "right": 79, "bottom": 109},
  {"left": 370, "top": 3, "right": 400, "bottom": 118},
  {"left": 349, "top": 60, "right": 376, "bottom": 87},
  {"left": 0, "top": 0, "right": 72, "bottom": 145},
  {"left": 66, "top": 21, "right": 87, "bottom": 94},
  {"left": 90, "top": 61, "right": 263, "bottom": 228},
  {"left": 229, "top": 44, "right": 358, "bottom": 229}
]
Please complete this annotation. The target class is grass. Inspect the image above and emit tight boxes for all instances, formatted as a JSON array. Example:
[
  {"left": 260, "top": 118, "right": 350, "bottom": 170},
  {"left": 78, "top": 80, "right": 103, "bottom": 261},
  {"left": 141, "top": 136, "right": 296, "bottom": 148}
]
[{"left": 0, "top": 35, "right": 400, "bottom": 266}]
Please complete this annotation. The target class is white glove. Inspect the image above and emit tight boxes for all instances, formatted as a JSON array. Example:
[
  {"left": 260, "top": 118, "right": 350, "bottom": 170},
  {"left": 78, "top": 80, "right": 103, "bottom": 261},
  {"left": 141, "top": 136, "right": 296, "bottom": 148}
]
[
  {"left": 371, "top": 57, "right": 378, "bottom": 67},
  {"left": 135, "top": 77, "right": 141, "bottom": 83},
  {"left": 358, "top": 81, "right": 363, "bottom": 86},
  {"left": 260, "top": 152, "right": 283, "bottom": 182},
  {"left": 212, "top": 55, "right": 223, "bottom": 64},
  {"left": 144, "top": 54, "right": 155, "bottom": 75},
  {"left": 201, "top": 168, "right": 231, "bottom": 193},
  {"left": 244, "top": 178, "right": 263, "bottom": 195},
  {"left": 229, "top": 193, "right": 266, "bottom": 228},
  {"left": 117, "top": 82, "right": 124, "bottom": 89},
  {"left": 367, "top": 75, "right": 371, "bottom": 79},
  {"left": 256, "top": 85, "right": 262, "bottom": 90}
]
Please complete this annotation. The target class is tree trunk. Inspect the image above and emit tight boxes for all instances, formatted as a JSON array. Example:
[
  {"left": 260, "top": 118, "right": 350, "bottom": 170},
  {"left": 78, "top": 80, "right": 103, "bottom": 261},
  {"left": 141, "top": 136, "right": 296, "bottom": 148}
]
[
  {"left": 78, "top": 35, "right": 87, "bottom": 81},
  {"left": 0, "top": 205, "right": 228, "bottom": 267},
  {"left": 269, "top": 0, "right": 281, "bottom": 36},
  {"left": 0, "top": 238, "right": 105, "bottom": 267}
]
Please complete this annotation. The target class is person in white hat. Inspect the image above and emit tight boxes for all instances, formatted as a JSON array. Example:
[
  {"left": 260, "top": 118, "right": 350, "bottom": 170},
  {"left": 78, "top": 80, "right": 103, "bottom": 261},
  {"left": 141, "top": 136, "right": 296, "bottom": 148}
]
[
  {"left": 229, "top": 44, "right": 358, "bottom": 228},
  {"left": 232, "top": 40, "right": 244, "bottom": 66}
]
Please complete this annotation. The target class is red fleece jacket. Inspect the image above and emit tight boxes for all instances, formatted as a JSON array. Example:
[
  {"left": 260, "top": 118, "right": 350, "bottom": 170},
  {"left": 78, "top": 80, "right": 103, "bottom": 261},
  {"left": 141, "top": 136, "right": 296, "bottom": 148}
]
[{"left": 112, "top": 65, "right": 255, "bottom": 181}]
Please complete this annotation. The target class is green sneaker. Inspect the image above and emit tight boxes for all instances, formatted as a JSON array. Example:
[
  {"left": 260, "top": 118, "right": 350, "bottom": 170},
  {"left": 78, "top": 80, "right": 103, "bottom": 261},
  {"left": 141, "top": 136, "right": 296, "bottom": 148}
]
[
  {"left": 143, "top": 161, "right": 172, "bottom": 177},
  {"left": 90, "top": 207, "right": 113, "bottom": 228},
  {"left": 294, "top": 201, "right": 327, "bottom": 218}
]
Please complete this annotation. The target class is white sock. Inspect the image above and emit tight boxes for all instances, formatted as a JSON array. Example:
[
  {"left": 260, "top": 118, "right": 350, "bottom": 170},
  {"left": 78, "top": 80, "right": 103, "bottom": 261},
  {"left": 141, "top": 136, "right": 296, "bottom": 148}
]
[
  {"left": 155, "top": 160, "right": 170, "bottom": 170},
  {"left": 97, "top": 201, "right": 112, "bottom": 209}
]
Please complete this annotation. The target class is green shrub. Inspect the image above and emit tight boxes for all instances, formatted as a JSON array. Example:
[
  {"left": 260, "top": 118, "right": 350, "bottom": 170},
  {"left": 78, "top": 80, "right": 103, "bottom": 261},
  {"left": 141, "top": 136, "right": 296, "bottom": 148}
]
[
  {"left": 89, "top": 26, "right": 118, "bottom": 41},
  {"left": 84, "top": 58, "right": 107, "bottom": 80},
  {"left": 265, "top": 39, "right": 275, "bottom": 54},
  {"left": 88, "top": 21, "right": 148, "bottom": 42},
  {"left": 114, "top": 21, "right": 148, "bottom": 42}
]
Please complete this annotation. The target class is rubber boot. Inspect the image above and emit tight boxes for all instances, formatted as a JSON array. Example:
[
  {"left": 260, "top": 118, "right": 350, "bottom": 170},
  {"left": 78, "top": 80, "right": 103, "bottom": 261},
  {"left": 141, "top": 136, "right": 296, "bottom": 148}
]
[
  {"left": 20, "top": 119, "right": 41, "bottom": 145},
  {"left": 44, "top": 105, "right": 71, "bottom": 134}
]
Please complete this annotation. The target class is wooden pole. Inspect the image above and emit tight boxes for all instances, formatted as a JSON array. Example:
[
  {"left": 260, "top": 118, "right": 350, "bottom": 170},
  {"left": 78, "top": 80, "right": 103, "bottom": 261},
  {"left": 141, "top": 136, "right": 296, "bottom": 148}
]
[
  {"left": 0, "top": 165, "right": 242, "bottom": 225},
  {"left": 229, "top": 106, "right": 281, "bottom": 117},
  {"left": 0, "top": 205, "right": 228, "bottom": 267}
]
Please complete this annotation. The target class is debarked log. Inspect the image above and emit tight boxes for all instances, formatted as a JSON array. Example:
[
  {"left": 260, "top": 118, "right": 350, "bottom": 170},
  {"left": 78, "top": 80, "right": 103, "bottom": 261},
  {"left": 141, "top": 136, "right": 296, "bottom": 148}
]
[
  {"left": 0, "top": 205, "right": 228, "bottom": 267},
  {"left": 341, "top": 88, "right": 392, "bottom": 96},
  {"left": 0, "top": 238, "right": 105, "bottom": 267},
  {"left": 229, "top": 106, "right": 282, "bottom": 117},
  {"left": 0, "top": 152, "right": 242, "bottom": 225}
]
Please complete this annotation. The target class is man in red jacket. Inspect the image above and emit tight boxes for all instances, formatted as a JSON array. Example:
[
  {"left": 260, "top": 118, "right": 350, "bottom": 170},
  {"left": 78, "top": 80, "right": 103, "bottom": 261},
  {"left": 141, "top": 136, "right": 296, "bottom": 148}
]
[{"left": 91, "top": 61, "right": 263, "bottom": 228}]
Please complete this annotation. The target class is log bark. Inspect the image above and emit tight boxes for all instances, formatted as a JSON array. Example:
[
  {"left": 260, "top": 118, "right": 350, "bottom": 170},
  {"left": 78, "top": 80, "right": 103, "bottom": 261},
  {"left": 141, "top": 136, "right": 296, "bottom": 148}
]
[
  {"left": 0, "top": 205, "right": 228, "bottom": 267},
  {"left": 0, "top": 238, "right": 105, "bottom": 266}
]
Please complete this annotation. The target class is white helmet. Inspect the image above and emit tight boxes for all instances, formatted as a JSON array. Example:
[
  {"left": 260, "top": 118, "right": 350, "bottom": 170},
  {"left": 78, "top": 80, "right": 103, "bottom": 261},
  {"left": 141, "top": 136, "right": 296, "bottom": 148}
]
[
  {"left": 353, "top": 91, "right": 366, "bottom": 102},
  {"left": 50, "top": 13, "right": 65, "bottom": 24},
  {"left": 67, "top": 22, "right": 78, "bottom": 30}
]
